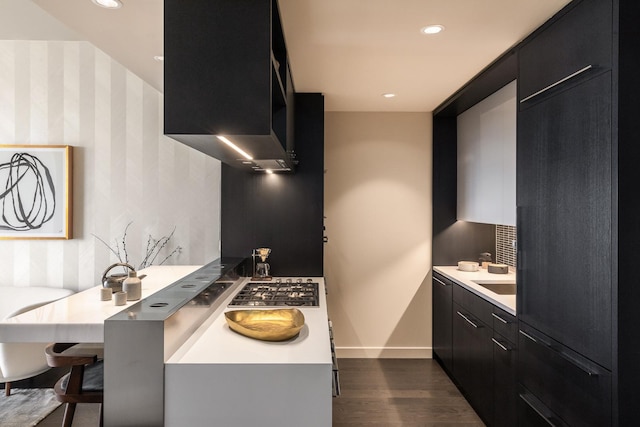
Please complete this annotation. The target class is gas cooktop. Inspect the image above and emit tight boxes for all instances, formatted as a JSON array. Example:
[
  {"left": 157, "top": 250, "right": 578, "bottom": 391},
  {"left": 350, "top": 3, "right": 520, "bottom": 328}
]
[{"left": 229, "top": 280, "right": 319, "bottom": 307}]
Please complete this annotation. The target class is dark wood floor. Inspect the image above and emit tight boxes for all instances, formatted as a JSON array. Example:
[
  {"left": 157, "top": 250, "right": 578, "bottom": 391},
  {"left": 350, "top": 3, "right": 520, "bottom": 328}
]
[
  {"left": 34, "top": 358, "right": 483, "bottom": 426},
  {"left": 333, "top": 359, "right": 483, "bottom": 426}
]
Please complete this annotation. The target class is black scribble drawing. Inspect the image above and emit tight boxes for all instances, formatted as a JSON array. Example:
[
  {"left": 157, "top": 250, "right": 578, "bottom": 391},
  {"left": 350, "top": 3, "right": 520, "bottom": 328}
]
[{"left": 0, "top": 153, "right": 57, "bottom": 231}]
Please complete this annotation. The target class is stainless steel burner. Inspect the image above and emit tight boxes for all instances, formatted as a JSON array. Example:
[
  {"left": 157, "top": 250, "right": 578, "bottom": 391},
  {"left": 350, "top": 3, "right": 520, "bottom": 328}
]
[{"left": 229, "top": 281, "right": 319, "bottom": 307}]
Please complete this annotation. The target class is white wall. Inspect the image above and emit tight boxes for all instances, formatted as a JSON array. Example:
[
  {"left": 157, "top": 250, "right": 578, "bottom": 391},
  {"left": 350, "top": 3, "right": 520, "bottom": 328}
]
[
  {"left": 0, "top": 40, "right": 221, "bottom": 290},
  {"left": 324, "top": 112, "right": 432, "bottom": 358}
]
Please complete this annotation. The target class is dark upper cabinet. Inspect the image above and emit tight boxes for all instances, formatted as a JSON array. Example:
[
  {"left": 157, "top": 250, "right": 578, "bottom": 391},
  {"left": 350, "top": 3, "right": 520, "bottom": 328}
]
[
  {"left": 518, "top": 0, "right": 611, "bottom": 103},
  {"left": 164, "top": 0, "right": 296, "bottom": 171},
  {"left": 517, "top": 72, "right": 613, "bottom": 368},
  {"left": 432, "top": 272, "right": 453, "bottom": 373}
]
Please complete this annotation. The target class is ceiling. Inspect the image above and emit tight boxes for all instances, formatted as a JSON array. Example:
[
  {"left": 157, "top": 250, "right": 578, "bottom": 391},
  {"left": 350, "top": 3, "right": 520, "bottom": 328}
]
[{"left": 18, "top": 0, "right": 572, "bottom": 112}]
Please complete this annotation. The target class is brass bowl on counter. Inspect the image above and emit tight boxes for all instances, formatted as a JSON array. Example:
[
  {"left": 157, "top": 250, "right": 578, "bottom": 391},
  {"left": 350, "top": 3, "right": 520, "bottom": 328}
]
[{"left": 224, "top": 308, "right": 305, "bottom": 342}]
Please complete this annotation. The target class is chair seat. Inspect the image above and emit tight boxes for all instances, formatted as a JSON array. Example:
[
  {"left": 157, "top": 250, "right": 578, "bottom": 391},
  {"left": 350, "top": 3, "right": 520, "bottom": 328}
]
[{"left": 60, "top": 360, "right": 103, "bottom": 392}]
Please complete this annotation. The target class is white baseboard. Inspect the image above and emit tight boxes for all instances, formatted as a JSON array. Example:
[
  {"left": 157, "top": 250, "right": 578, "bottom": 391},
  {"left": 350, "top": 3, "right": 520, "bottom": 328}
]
[{"left": 335, "top": 347, "right": 432, "bottom": 359}]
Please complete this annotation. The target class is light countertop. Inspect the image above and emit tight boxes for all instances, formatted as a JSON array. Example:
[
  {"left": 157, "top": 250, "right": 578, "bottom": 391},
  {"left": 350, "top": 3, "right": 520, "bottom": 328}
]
[
  {"left": 0, "top": 265, "right": 202, "bottom": 343},
  {"left": 167, "top": 277, "right": 331, "bottom": 365},
  {"left": 164, "top": 277, "right": 332, "bottom": 427},
  {"left": 434, "top": 266, "right": 516, "bottom": 315}
]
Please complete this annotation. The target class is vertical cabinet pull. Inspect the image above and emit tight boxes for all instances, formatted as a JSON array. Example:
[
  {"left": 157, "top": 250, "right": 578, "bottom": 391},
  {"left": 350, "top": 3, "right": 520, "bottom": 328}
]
[
  {"left": 456, "top": 311, "right": 479, "bottom": 328},
  {"left": 433, "top": 277, "right": 449, "bottom": 287}
]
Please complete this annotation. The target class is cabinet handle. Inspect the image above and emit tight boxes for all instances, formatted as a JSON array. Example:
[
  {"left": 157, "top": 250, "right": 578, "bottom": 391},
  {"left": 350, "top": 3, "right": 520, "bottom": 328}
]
[
  {"left": 519, "top": 329, "right": 599, "bottom": 377},
  {"left": 519, "top": 329, "right": 538, "bottom": 343},
  {"left": 519, "top": 64, "right": 593, "bottom": 103},
  {"left": 519, "top": 393, "right": 557, "bottom": 427},
  {"left": 456, "top": 311, "right": 479, "bottom": 328},
  {"left": 433, "top": 277, "right": 449, "bottom": 287},
  {"left": 491, "top": 312, "right": 509, "bottom": 324},
  {"left": 491, "top": 337, "right": 510, "bottom": 352}
]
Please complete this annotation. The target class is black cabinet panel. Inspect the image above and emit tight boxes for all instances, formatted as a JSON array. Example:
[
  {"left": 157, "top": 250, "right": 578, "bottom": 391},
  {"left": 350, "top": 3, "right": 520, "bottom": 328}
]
[
  {"left": 221, "top": 94, "right": 324, "bottom": 276},
  {"left": 518, "top": 324, "right": 612, "bottom": 427},
  {"left": 492, "top": 333, "right": 516, "bottom": 427},
  {"left": 453, "top": 284, "right": 493, "bottom": 326},
  {"left": 519, "top": 0, "right": 611, "bottom": 102},
  {"left": 432, "top": 272, "right": 453, "bottom": 372},
  {"left": 452, "top": 302, "right": 493, "bottom": 424},
  {"left": 517, "top": 72, "right": 612, "bottom": 368},
  {"left": 491, "top": 307, "right": 517, "bottom": 344},
  {"left": 518, "top": 387, "right": 570, "bottom": 427}
]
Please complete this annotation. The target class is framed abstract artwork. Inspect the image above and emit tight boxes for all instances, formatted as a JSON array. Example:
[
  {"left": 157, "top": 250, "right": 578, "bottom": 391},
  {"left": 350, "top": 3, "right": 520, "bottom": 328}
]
[{"left": 0, "top": 145, "right": 73, "bottom": 239}]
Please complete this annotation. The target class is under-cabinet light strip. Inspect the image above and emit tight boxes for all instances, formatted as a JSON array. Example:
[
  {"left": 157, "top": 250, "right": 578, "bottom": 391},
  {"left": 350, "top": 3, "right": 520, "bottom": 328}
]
[{"left": 216, "top": 136, "right": 253, "bottom": 160}]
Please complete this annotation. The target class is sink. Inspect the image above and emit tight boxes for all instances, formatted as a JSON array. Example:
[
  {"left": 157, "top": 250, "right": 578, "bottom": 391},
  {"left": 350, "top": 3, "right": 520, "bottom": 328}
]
[{"left": 471, "top": 280, "right": 516, "bottom": 295}]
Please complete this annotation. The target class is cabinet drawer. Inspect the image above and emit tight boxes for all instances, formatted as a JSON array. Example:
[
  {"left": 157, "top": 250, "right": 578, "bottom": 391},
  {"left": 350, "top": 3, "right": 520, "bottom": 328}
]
[
  {"left": 519, "top": 0, "right": 611, "bottom": 104},
  {"left": 491, "top": 307, "right": 517, "bottom": 343},
  {"left": 518, "top": 324, "right": 612, "bottom": 426},
  {"left": 453, "top": 284, "right": 493, "bottom": 326},
  {"left": 518, "top": 386, "right": 569, "bottom": 427}
]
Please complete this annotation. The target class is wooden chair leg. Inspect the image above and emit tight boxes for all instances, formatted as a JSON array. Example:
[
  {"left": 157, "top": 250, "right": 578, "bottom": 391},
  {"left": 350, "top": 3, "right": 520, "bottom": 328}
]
[
  {"left": 62, "top": 402, "right": 76, "bottom": 427},
  {"left": 4, "top": 382, "right": 10, "bottom": 396},
  {"left": 99, "top": 403, "right": 104, "bottom": 427}
]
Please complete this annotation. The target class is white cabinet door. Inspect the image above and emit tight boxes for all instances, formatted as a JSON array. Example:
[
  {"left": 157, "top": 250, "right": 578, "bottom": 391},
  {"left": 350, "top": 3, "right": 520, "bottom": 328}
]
[{"left": 457, "top": 80, "right": 516, "bottom": 226}]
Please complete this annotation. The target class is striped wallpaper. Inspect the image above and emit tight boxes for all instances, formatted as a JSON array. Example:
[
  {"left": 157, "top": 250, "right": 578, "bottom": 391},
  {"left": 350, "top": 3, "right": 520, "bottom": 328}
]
[{"left": 0, "top": 40, "right": 221, "bottom": 290}]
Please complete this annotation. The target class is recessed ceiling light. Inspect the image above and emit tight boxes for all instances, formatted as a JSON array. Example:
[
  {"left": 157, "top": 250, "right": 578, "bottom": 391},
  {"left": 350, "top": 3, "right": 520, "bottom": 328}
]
[
  {"left": 153, "top": 55, "right": 164, "bottom": 62},
  {"left": 92, "top": 0, "right": 123, "bottom": 9},
  {"left": 421, "top": 25, "right": 444, "bottom": 35},
  {"left": 382, "top": 93, "right": 396, "bottom": 98}
]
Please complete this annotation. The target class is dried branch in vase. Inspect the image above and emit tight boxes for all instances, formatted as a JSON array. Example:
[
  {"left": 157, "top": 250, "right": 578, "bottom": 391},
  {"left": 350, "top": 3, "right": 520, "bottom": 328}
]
[{"left": 92, "top": 222, "right": 183, "bottom": 271}]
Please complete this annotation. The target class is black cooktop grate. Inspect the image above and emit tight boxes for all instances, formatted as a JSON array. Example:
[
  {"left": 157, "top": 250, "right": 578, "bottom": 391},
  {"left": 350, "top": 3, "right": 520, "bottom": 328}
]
[{"left": 229, "top": 282, "right": 319, "bottom": 307}]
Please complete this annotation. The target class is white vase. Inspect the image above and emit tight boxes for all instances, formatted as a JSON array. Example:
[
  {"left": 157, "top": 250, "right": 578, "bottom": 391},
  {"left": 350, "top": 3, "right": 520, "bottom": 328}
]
[{"left": 123, "top": 271, "right": 141, "bottom": 301}]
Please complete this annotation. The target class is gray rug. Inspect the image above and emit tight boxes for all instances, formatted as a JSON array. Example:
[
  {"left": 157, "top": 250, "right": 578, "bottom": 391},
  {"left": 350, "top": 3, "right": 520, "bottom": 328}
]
[{"left": 0, "top": 388, "right": 61, "bottom": 426}]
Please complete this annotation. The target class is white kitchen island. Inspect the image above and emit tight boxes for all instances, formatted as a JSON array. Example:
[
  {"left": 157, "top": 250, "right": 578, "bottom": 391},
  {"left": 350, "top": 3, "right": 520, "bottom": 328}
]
[{"left": 164, "top": 277, "right": 332, "bottom": 427}]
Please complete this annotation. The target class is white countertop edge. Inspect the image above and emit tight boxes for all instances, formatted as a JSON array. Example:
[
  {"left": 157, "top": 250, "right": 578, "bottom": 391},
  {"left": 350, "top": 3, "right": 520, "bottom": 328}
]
[{"left": 433, "top": 266, "right": 517, "bottom": 316}]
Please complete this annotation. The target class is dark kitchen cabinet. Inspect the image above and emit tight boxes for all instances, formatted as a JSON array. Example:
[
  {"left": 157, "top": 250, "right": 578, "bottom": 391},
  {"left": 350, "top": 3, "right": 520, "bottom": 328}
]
[
  {"left": 518, "top": 71, "right": 612, "bottom": 368},
  {"left": 433, "top": 273, "right": 519, "bottom": 427},
  {"left": 164, "top": 0, "right": 296, "bottom": 170},
  {"left": 221, "top": 93, "right": 324, "bottom": 276},
  {"left": 516, "top": 0, "right": 640, "bottom": 424},
  {"left": 452, "top": 286, "right": 494, "bottom": 425},
  {"left": 518, "top": 324, "right": 611, "bottom": 427},
  {"left": 491, "top": 309, "right": 517, "bottom": 427},
  {"left": 518, "top": 0, "right": 611, "bottom": 103},
  {"left": 432, "top": 272, "right": 453, "bottom": 373}
]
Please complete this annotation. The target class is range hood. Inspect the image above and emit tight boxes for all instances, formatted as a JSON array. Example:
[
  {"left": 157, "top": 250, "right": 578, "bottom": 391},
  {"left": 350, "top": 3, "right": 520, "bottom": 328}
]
[{"left": 164, "top": 0, "right": 296, "bottom": 173}]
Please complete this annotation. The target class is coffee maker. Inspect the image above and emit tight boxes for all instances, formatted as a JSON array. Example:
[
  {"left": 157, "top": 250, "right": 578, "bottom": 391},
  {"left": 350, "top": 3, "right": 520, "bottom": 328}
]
[{"left": 252, "top": 247, "right": 272, "bottom": 280}]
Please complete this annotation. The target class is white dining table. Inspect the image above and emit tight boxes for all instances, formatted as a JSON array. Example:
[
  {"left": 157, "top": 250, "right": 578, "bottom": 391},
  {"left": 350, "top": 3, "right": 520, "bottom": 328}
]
[{"left": 0, "top": 265, "right": 201, "bottom": 343}]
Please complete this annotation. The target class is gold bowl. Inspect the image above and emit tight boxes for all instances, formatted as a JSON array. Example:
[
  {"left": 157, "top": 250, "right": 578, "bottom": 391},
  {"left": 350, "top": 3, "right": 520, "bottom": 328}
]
[{"left": 224, "top": 308, "right": 305, "bottom": 341}]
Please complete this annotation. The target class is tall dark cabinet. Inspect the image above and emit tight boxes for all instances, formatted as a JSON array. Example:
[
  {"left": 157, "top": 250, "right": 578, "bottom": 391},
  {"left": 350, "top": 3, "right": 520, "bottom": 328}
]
[
  {"left": 517, "top": 0, "right": 640, "bottom": 424},
  {"left": 221, "top": 94, "right": 324, "bottom": 276}
]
